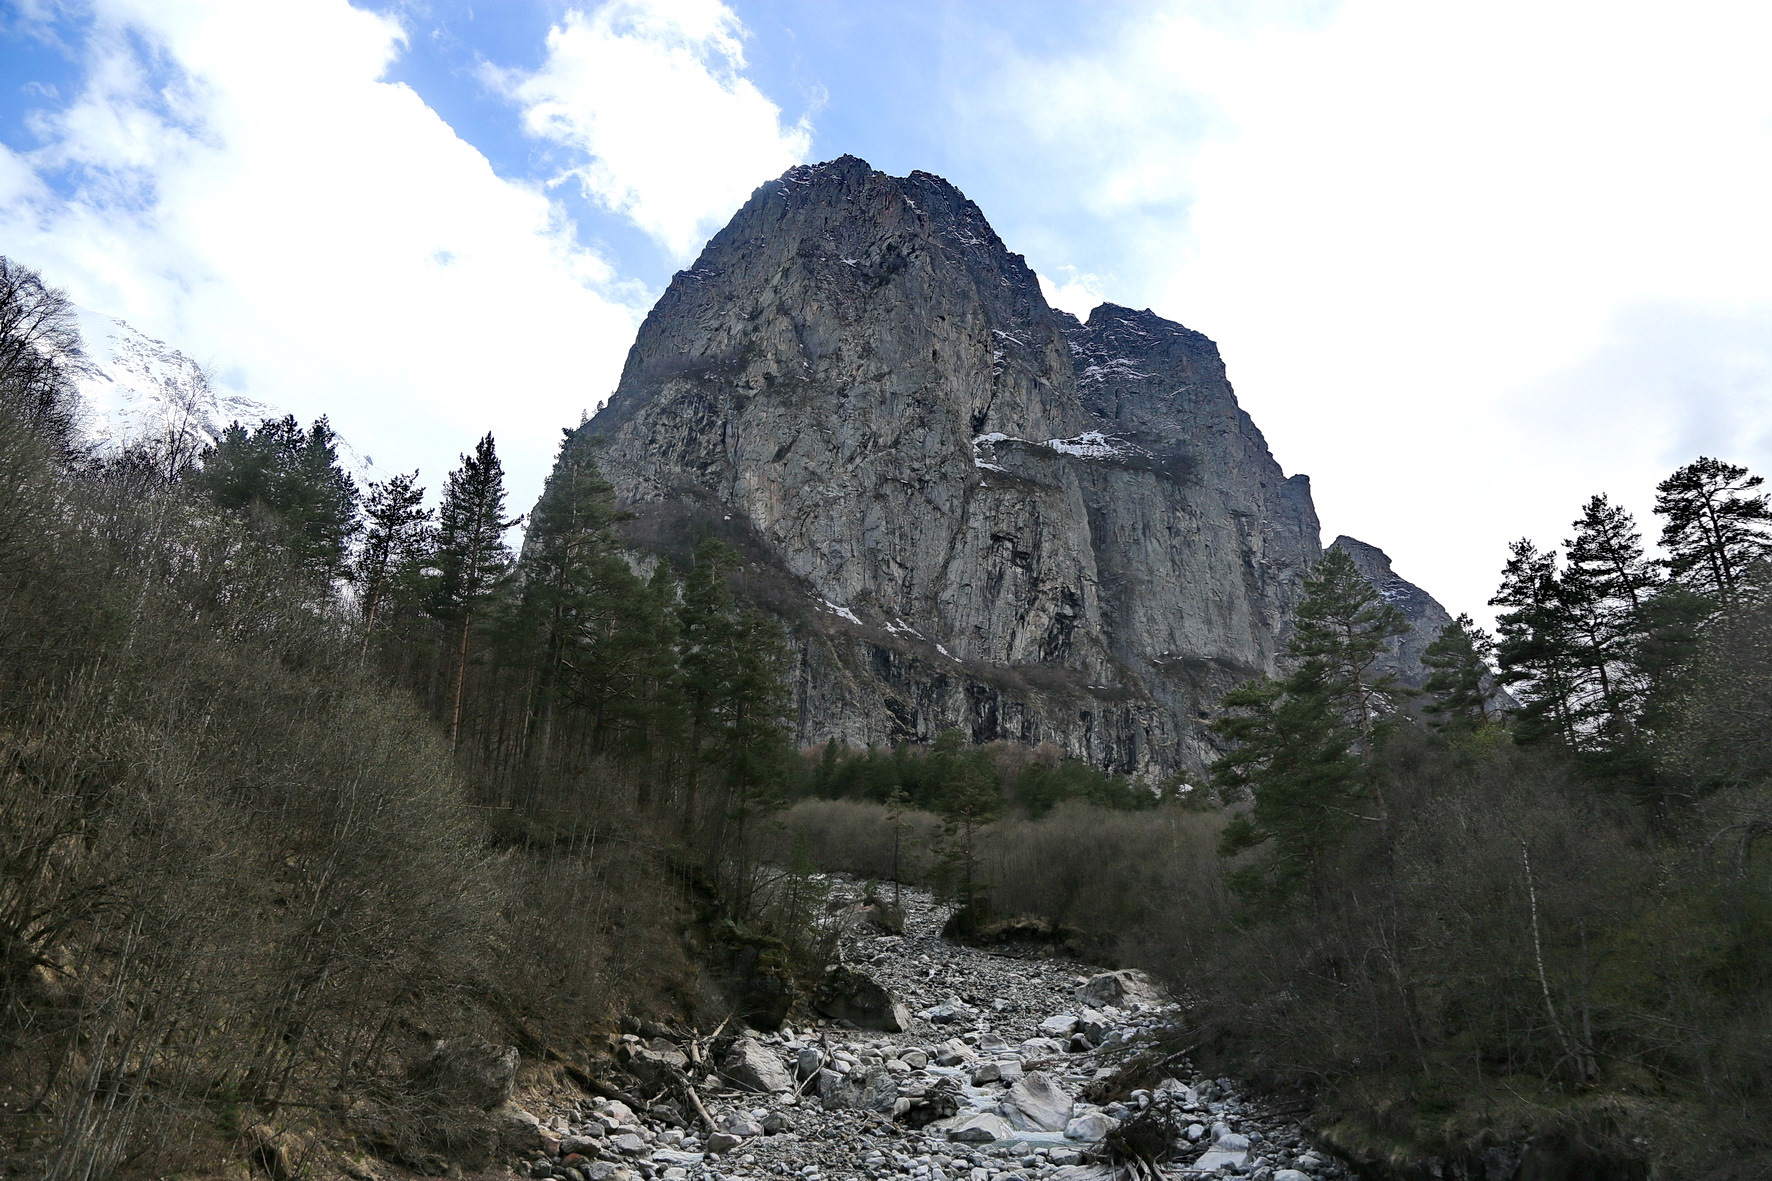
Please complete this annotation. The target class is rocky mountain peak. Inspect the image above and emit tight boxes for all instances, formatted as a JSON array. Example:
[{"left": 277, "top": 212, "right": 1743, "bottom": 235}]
[{"left": 571, "top": 159, "right": 1460, "bottom": 774}]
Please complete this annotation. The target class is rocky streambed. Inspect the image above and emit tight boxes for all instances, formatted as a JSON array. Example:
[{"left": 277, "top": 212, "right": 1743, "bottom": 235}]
[{"left": 494, "top": 884, "right": 1352, "bottom": 1181}]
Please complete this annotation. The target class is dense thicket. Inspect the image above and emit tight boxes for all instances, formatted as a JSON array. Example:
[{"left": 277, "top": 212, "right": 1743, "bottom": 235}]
[{"left": 0, "top": 262, "right": 804, "bottom": 1179}]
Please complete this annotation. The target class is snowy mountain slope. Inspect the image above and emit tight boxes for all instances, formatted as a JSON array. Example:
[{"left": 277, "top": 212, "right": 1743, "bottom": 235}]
[{"left": 70, "top": 306, "right": 380, "bottom": 483}]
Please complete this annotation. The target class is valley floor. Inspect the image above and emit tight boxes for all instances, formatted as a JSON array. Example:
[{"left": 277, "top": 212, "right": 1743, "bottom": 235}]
[{"left": 511, "top": 884, "right": 1348, "bottom": 1181}]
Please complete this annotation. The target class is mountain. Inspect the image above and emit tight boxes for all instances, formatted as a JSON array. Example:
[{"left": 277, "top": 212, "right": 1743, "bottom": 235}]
[
  {"left": 571, "top": 156, "right": 1455, "bottom": 776},
  {"left": 71, "top": 307, "right": 377, "bottom": 481}
]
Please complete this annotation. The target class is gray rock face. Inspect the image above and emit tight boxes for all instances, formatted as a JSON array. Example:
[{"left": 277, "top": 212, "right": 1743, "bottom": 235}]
[
  {"left": 1331, "top": 536, "right": 1512, "bottom": 710},
  {"left": 571, "top": 155, "right": 1451, "bottom": 773}
]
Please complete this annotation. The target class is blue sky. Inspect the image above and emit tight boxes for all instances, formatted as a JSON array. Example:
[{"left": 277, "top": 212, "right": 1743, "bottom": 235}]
[{"left": 3, "top": 0, "right": 1771, "bottom": 624}]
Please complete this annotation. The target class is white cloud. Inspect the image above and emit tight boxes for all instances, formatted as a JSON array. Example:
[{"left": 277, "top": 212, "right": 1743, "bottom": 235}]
[
  {"left": 982, "top": 0, "right": 1772, "bottom": 624},
  {"left": 0, "top": 0, "right": 643, "bottom": 510},
  {"left": 1037, "top": 268, "right": 1108, "bottom": 320},
  {"left": 495, "top": 0, "right": 812, "bottom": 260}
]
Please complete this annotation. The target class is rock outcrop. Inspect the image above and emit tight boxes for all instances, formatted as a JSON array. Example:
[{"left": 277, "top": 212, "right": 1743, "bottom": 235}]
[
  {"left": 569, "top": 155, "right": 1458, "bottom": 774},
  {"left": 1329, "top": 536, "right": 1455, "bottom": 693}
]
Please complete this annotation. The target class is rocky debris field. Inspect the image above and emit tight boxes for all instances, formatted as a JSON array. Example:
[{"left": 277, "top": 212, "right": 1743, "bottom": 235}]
[{"left": 501, "top": 884, "right": 1355, "bottom": 1181}]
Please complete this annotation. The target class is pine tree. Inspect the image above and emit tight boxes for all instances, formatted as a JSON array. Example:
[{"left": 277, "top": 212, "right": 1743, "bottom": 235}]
[
  {"left": 1421, "top": 613, "right": 1498, "bottom": 729},
  {"left": 355, "top": 471, "right": 430, "bottom": 642},
  {"left": 196, "top": 415, "right": 360, "bottom": 579},
  {"left": 1559, "top": 494, "right": 1657, "bottom": 744},
  {"left": 515, "top": 432, "right": 667, "bottom": 754},
  {"left": 1289, "top": 546, "right": 1409, "bottom": 751},
  {"left": 676, "top": 539, "right": 793, "bottom": 855},
  {"left": 1491, "top": 538, "right": 1582, "bottom": 746},
  {"left": 1654, "top": 457, "right": 1772, "bottom": 602},
  {"left": 431, "top": 434, "right": 519, "bottom": 748},
  {"left": 1212, "top": 670, "right": 1364, "bottom": 904},
  {"left": 1209, "top": 546, "right": 1404, "bottom": 903}
]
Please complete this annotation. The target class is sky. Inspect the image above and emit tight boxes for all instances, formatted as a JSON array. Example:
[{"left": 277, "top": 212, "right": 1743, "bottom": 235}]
[{"left": 2, "top": 0, "right": 1770, "bottom": 626}]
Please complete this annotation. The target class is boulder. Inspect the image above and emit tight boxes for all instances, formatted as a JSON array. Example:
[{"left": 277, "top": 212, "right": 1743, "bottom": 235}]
[
  {"left": 1007, "top": 1071, "right": 1074, "bottom": 1132},
  {"left": 1064, "top": 1112, "right": 1120, "bottom": 1142},
  {"left": 812, "top": 966, "right": 912, "bottom": 1032},
  {"left": 918, "top": 998, "right": 979, "bottom": 1027},
  {"left": 721, "top": 1038, "right": 792, "bottom": 1093},
  {"left": 1075, "top": 1009, "right": 1111, "bottom": 1043},
  {"left": 1075, "top": 970, "right": 1166, "bottom": 1010},
  {"left": 1192, "top": 1146, "right": 1248, "bottom": 1172},
  {"left": 860, "top": 898, "right": 906, "bottom": 935},
  {"left": 491, "top": 1106, "right": 550, "bottom": 1157},
  {"left": 1039, "top": 1014, "right": 1080, "bottom": 1038},
  {"left": 717, "top": 1111, "right": 764, "bottom": 1137},
  {"left": 407, "top": 1037, "right": 519, "bottom": 1110},
  {"left": 947, "top": 1112, "right": 1014, "bottom": 1144},
  {"left": 934, "top": 1038, "right": 975, "bottom": 1066},
  {"left": 819, "top": 1064, "right": 899, "bottom": 1113}
]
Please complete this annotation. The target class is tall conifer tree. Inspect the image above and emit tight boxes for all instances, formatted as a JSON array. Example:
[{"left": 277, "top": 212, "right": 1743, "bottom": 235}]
[
  {"left": 1421, "top": 613, "right": 1498, "bottom": 729},
  {"left": 355, "top": 471, "right": 430, "bottom": 641},
  {"left": 1211, "top": 546, "right": 1405, "bottom": 902},
  {"left": 432, "top": 434, "right": 517, "bottom": 747},
  {"left": 1654, "top": 457, "right": 1772, "bottom": 602}
]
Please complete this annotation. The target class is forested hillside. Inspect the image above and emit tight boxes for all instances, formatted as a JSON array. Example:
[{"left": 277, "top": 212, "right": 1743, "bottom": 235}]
[{"left": 0, "top": 258, "right": 813, "bottom": 1179}]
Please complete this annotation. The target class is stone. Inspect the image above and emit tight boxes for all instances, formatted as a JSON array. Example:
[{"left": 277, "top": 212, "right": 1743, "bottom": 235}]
[
  {"left": 934, "top": 1039, "right": 975, "bottom": 1067},
  {"left": 1074, "top": 971, "right": 1165, "bottom": 1011},
  {"left": 761, "top": 1111, "right": 794, "bottom": 1134},
  {"left": 1006, "top": 1072, "right": 1073, "bottom": 1132},
  {"left": 705, "top": 1133, "right": 743, "bottom": 1155},
  {"left": 491, "top": 1106, "right": 550, "bottom": 1157},
  {"left": 812, "top": 966, "right": 913, "bottom": 1032},
  {"left": 1274, "top": 1172, "right": 1310, "bottom": 1181},
  {"left": 1186, "top": 1124, "right": 1207, "bottom": 1142},
  {"left": 1063, "top": 1113, "right": 1119, "bottom": 1142},
  {"left": 722, "top": 1038, "right": 792, "bottom": 1093},
  {"left": 1019, "top": 1037, "right": 1065, "bottom": 1057},
  {"left": 650, "top": 1152, "right": 705, "bottom": 1167},
  {"left": 900, "top": 1049, "right": 930, "bottom": 1070},
  {"left": 795, "top": 1047, "right": 826, "bottom": 1080},
  {"left": 560, "top": 1135, "right": 603, "bottom": 1157},
  {"left": 610, "top": 1134, "right": 647, "bottom": 1155},
  {"left": 585, "top": 1165, "right": 619, "bottom": 1181},
  {"left": 1074, "top": 1009, "right": 1110, "bottom": 1043},
  {"left": 819, "top": 1064, "right": 899, "bottom": 1113},
  {"left": 860, "top": 899, "right": 907, "bottom": 935},
  {"left": 971, "top": 1063, "right": 1002, "bottom": 1085},
  {"left": 919, "top": 999, "right": 979, "bottom": 1026},
  {"left": 947, "top": 1113, "right": 1014, "bottom": 1144},
  {"left": 406, "top": 1037, "right": 519, "bottom": 1112},
  {"left": 1192, "top": 1147, "right": 1249, "bottom": 1172},
  {"left": 1038, "top": 1014, "right": 1079, "bottom": 1038},
  {"left": 718, "top": 1112, "right": 764, "bottom": 1138}
]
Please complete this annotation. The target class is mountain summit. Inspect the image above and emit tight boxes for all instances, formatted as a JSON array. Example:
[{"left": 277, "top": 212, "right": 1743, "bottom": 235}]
[{"left": 572, "top": 156, "right": 1441, "bottom": 774}]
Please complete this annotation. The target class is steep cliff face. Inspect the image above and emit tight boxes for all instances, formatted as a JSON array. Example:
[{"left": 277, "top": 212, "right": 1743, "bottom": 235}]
[
  {"left": 1330, "top": 536, "right": 1456, "bottom": 692},
  {"left": 575, "top": 156, "right": 1327, "bottom": 775}
]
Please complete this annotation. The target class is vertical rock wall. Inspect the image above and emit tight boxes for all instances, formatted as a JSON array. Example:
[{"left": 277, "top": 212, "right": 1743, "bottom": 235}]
[{"left": 575, "top": 156, "right": 1329, "bottom": 775}]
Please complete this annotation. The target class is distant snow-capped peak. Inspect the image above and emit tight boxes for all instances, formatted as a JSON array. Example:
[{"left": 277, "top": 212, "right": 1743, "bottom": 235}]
[{"left": 71, "top": 307, "right": 380, "bottom": 483}]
